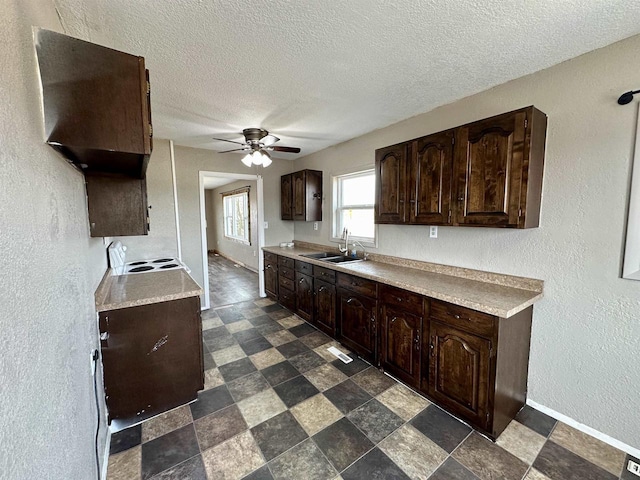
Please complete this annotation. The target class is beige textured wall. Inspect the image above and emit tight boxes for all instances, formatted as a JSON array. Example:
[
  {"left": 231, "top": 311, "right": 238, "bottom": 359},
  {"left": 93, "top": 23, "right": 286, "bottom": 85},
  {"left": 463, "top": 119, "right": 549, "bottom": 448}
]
[
  {"left": 293, "top": 34, "right": 640, "bottom": 449},
  {"left": 174, "top": 145, "right": 294, "bottom": 303},
  {"left": 205, "top": 189, "right": 216, "bottom": 251},
  {"left": 209, "top": 180, "right": 259, "bottom": 271},
  {"left": 113, "top": 138, "right": 178, "bottom": 260},
  {"left": 0, "top": 2, "right": 109, "bottom": 478}
]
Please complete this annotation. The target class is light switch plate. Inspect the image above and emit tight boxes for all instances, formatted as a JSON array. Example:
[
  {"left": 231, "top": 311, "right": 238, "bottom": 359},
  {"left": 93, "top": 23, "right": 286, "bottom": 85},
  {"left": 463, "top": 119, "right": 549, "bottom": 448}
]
[{"left": 430, "top": 226, "right": 438, "bottom": 238}]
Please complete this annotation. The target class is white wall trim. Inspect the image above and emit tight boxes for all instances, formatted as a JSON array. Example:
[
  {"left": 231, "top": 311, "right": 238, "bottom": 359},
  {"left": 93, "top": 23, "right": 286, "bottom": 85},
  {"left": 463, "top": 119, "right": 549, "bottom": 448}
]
[
  {"left": 622, "top": 102, "right": 640, "bottom": 280},
  {"left": 198, "top": 171, "right": 265, "bottom": 310},
  {"left": 527, "top": 399, "right": 640, "bottom": 458},
  {"left": 101, "top": 429, "right": 111, "bottom": 480},
  {"left": 169, "top": 140, "right": 182, "bottom": 260}
]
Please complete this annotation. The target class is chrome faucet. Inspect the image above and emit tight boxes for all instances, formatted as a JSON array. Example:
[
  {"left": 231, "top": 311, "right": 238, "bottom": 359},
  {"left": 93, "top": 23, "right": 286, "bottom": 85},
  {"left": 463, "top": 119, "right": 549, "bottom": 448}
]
[
  {"left": 352, "top": 241, "right": 369, "bottom": 261},
  {"left": 339, "top": 228, "right": 350, "bottom": 255}
]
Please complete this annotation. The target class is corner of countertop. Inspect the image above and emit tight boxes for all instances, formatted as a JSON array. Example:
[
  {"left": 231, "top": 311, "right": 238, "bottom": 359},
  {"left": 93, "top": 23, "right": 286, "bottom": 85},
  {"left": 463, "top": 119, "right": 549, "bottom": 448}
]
[{"left": 94, "top": 268, "right": 113, "bottom": 309}]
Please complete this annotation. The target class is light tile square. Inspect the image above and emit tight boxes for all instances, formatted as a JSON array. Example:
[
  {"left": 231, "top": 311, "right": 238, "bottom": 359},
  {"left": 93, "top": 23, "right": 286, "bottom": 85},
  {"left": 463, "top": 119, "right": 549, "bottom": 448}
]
[
  {"left": 203, "top": 368, "right": 225, "bottom": 390},
  {"left": 250, "top": 348, "right": 286, "bottom": 370},
  {"left": 225, "top": 319, "right": 253, "bottom": 334},
  {"left": 254, "top": 298, "right": 275, "bottom": 307},
  {"left": 496, "top": 420, "right": 546, "bottom": 464},
  {"left": 377, "top": 383, "right": 430, "bottom": 421},
  {"left": 141, "top": 406, "right": 192, "bottom": 443},
  {"left": 201, "top": 430, "right": 264, "bottom": 479},
  {"left": 107, "top": 445, "right": 141, "bottom": 480},
  {"left": 265, "top": 330, "right": 297, "bottom": 347},
  {"left": 278, "top": 315, "right": 304, "bottom": 329},
  {"left": 290, "top": 394, "right": 343, "bottom": 436},
  {"left": 237, "top": 388, "right": 287, "bottom": 428},
  {"left": 211, "top": 345, "right": 246, "bottom": 366},
  {"left": 304, "top": 364, "right": 348, "bottom": 392}
]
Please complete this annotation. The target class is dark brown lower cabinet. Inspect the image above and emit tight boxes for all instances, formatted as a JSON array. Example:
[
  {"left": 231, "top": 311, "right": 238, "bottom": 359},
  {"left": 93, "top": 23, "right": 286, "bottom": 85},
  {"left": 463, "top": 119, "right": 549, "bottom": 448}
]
[
  {"left": 428, "top": 320, "right": 492, "bottom": 430},
  {"left": 381, "top": 304, "right": 422, "bottom": 388},
  {"left": 295, "top": 271, "right": 314, "bottom": 321},
  {"left": 314, "top": 279, "right": 336, "bottom": 336},
  {"left": 99, "top": 296, "right": 204, "bottom": 423},
  {"left": 264, "top": 253, "right": 278, "bottom": 299},
  {"left": 337, "top": 289, "right": 377, "bottom": 364}
]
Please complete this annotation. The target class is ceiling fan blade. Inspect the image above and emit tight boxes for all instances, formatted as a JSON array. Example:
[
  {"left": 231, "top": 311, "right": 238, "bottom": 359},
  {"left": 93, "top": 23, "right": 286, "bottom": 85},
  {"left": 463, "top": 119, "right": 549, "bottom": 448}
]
[
  {"left": 262, "top": 135, "right": 280, "bottom": 146},
  {"left": 212, "top": 137, "right": 246, "bottom": 146},
  {"left": 270, "top": 146, "right": 301, "bottom": 153},
  {"left": 218, "top": 147, "right": 249, "bottom": 153}
]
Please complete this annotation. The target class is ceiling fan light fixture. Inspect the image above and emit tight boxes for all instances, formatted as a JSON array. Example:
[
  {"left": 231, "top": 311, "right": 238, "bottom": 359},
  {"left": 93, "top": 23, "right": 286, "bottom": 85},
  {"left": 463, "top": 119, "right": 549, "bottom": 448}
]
[
  {"left": 251, "top": 150, "right": 264, "bottom": 165},
  {"left": 241, "top": 153, "right": 253, "bottom": 167},
  {"left": 261, "top": 151, "right": 272, "bottom": 167}
]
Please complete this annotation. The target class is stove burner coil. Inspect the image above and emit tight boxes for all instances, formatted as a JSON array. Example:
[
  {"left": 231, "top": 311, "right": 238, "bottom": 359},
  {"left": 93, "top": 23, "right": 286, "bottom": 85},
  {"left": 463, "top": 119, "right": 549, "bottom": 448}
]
[
  {"left": 129, "top": 266, "right": 154, "bottom": 273},
  {"left": 152, "top": 258, "right": 173, "bottom": 263}
]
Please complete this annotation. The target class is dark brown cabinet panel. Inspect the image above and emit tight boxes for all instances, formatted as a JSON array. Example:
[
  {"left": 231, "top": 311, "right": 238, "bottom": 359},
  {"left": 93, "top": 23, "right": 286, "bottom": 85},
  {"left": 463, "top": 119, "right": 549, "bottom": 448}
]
[
  {"left": 281, "top": 174, "right": 293, "bottom": 220},
  {"left": 337, "top": 289, "right": 377, "bottom": 363},
  {"left": 410, "top": 130, "right": 454, "bottom": 225},
  {"left": 99, "top": 296, "right": 203, "bottom": 422},
  {"left": 375, "top": 144, "right": 408, "bottom": 223},
  {"left": 281, "top": 170, "right": 322, "bottom": 221},
  {"left": 264, "top": 252, "right": 278, "bottom": 299},
  {"left": 314, "top": 279, "right": 336, "bottom": 336},
  {"left": 85, "top": 173, "right": 149, "bottom": 237},
  {"left": 428, "top": 320, "right": 492, "bottom": 430},
  {"left": 295, "top": 271, "right": 314, "bottom": 322},
  {"left": 35, "top": 29, "right": 152, "bottom": 178},
  {"left": 381, "top": 305, "right": 422, "bottom": 388}
]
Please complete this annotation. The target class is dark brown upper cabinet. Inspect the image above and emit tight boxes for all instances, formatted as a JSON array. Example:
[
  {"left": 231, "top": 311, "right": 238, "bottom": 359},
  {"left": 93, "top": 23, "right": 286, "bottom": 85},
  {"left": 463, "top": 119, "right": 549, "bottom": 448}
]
[
  {"left": 35, "top": 29, "right": 152, "bottom": 179},
  {"left": 281, "top": 170, "right": 322, "bottom": 221},
  {"left": 454, "top": 107, "right": 546, "bottom": 228},
  {"left": 374, "top": 106, "right": 546, "bottom": 229}
]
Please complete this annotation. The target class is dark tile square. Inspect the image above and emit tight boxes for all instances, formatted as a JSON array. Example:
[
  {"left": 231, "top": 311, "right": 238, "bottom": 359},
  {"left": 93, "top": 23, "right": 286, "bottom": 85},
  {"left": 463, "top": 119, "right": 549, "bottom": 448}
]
[
  {"left": 452, "top": 432, "right": 527, "bottom": 480},
  {"left": 289, "top": 323, "right": 316, "bottom": 338},
  {"left": 313, "top": 417, "right": 374, "bottom": 472},
  {"left": 268, "top": 309, "right": 292, "bottom": 320},
  {"left": 141, "top": 424, "right": 200, "bottom": 479},
  {"left": 515, "top": 405, "right": 557, "bottom": 437},
  {"left": 234, "top": 328, "right": 262, "bottom": 344},
  {"left": 267, "top": 438, "right": 336, "bottom": 480},
  {"left": 533, "top": 441, "right": 617, "bottom": 480},
  {"left": 249, "top": 315, "right": 276, "bottom": 327},
  {"left": 300, "top": 331, "right": 333, "bottom": 349},
  {"left": 261, "top": 361, "right": 300, "bottom": 386},
  {"left": 347, "top": 399, "right": 404, "bottom": 443},
  {"left": 429, "top": 457, "right": 479, "bottom": 480},
  {"left": 203, "top": 352, "right": 215, "bottom": 371},
  {"left": 251, "top": 411, "right": 309, "bottom": 461},
  {"left": 205, "top": 333, "right": 239, "bottom": 352},
  {"left": 262, "top": 304, "right": 283, "bottom": 313},
  {"left": 201, "top": 309, "right": 219, "bottom": 320},
  {"left": 288, "top": 350, "right": 326, "bottom": 373},
  {"left": 622, "top": 454, "right": 640, "bottom": 480},
  {"left": 151, "top": 454, "right": 207, "bottom": 480},
  {"left": 324, "top": 379, "right": 372, "bottom": 414},
  {"left": 242, "top": 464, "right": 274, "bottom": 480},
  {"left": 277, "top": 340, "right": 310, "bottom": 358},
  {"left": 110, "top": 424, "right": 141, "bottom": 455},
  {"left": 331, "top": 355, "right": 369, "bottom": 376},
  {"left": 274, "top": 376, "right": 319, "bottom": 408},
  {"left": 218, "top": 307, "right": 245, "bottom": 324},
  {"left": 219, "top": 357, "right": 257, "bottom": 382},
  {"left": 255, "top": 320, "right": 284, "bottom": 335},
  {"left": 342, "top": 447, "right": 409, "bottom": 480},
  {"left": 240, "top": 337, "right": 273, "bottom": 356},
  {"left": 202, "top": 325, "right": 229, "bottom": 342},
  {"left": 227, "top": 372, "right": 270, "bottom": 402},
  {"left": 410, "top": 404, "right": 471, "bottom": 453},
  {"left": 189, "top": 384, "right": 234, "bottom": 420},
  {"left": 194, "top": 405, "right": 247, "bottom": 451}
]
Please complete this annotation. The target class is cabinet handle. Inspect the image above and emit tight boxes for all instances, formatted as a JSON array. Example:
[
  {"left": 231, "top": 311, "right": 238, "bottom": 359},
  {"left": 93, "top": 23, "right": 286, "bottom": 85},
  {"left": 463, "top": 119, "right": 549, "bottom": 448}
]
[
  {"left": 266, "top": 264, "right": 271, "bottom": 269},
  {"left": 100, "top": 331, "right": 109, "bottom": 348},
  {"left": 409, "top": 199, "right": 416, "bottom": 204},
  {"left": 371, "top": 317, "right": 376, "bottom": 323},
  {"left": 450, "top": 312, "right": 470, "bottom": 321},
  {"left": 347, "top": 298, "right": 353, "bottom": 304},
  {"left": 299, "top": 278, "right": 305, "bottom": 284},
  {"left": 457, "top": 196, "right": 464, "bottom": 202},
  {"left": 318, "top": 286, "right": 326, "bottom": 293},
  {"left": 390, "top": 316, "right": 397, "bottom": 323},
  {"left": 394, "top": 296, "right": 403, "bottom": 302},
  {"left": 415, "top": 335, "right": 420, "bottom": 351}
]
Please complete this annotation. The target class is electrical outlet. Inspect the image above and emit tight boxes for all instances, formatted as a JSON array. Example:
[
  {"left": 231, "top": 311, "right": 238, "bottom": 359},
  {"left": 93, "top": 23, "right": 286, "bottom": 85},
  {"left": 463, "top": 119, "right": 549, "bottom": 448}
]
[
  {"left": 90, "top": 349, "right": 99, "bottom": 376},
  {"left": 628, "top": 459, "right": 640, "bottom": 476},
  {"left": 429, "top": 226, "right": 438, "bottom": 238},
  {"left": 264, "top": 221, "right": 269, "bottom": 229},
  {"left": 313, "top": 222, "right": 318, "bottom": 231}
]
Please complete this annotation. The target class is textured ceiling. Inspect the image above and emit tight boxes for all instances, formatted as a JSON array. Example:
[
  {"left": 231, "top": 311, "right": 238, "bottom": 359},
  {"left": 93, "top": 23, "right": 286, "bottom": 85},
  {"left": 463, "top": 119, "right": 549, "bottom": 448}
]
[{"left": 53, "top": 0, "right": 640, "bottom": 160}]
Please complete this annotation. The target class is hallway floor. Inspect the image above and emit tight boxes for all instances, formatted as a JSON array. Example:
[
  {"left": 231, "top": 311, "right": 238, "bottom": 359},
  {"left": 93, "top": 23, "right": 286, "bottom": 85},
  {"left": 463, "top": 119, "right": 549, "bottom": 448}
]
[
  {"left": 106, "top": 298, "right": 634, "bottom": 480},
  {"left": 208, "top": 253, "right": 260, "bottom": 307}
]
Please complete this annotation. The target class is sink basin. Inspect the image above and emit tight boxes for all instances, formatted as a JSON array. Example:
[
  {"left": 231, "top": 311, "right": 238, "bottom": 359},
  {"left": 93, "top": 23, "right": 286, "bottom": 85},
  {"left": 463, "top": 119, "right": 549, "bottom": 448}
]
[
  {"left": 321, "top": 256, "right": 363, "bottom": 263},
  {"left": 300, "top": 252, "right": 339, "bottom": 259}
]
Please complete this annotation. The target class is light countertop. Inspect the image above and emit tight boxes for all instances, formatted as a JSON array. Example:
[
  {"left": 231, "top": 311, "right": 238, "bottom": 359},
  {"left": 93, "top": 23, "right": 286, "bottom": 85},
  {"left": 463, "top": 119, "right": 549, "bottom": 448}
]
[
  {"left": 95, "top": 269, "right": 203, "bottom": 312},
  {"left": 264, "top": 245, "right": 543, "bottom": 318}
]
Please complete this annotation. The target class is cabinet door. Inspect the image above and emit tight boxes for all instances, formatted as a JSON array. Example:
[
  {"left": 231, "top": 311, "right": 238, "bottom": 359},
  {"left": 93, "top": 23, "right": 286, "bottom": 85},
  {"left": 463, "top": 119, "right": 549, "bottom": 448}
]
[
  {"left": 314, "top": 279, "right": 336, "bottom": 336},
  {"left": 281, "top": 174, "right": 293, "bottom": 220},
  {"left": 428, "top": 321, "right": 492, "bottom": 429},
  {"left": 375, "top": 144, "right": 408, "bottom": 223},
  {"left": 453, "top": 110, "right": 526, "bottom": 226},
  {"left": 296, "top": 272, "right": 314, "bottom": 322},
  {"left": 292, "top": 171, "right": 306, "bottom": 220},
  {"left": 337, "top": 289, "right": 377, "bottom": 363},
  {"left": 381, "top": 305, "right": 422, "bottom": 388},
  {"left": 410, "top": 131, "right": 453, "bottom": 225},
  {"left": 264, "top": 259, "right": 278, "bottom": 299}
]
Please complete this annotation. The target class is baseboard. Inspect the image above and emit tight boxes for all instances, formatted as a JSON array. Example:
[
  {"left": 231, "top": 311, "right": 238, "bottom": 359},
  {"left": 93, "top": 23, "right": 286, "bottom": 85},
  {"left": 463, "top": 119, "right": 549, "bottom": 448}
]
[
  {"left": 527, "top": 399, "right": 640, "bottom": 458},
  {"left": 101, "top": 428, "right": 111, "bottom": 480},
  {"left": 212, "top": 250, "right": 259, "bottom": 273}
]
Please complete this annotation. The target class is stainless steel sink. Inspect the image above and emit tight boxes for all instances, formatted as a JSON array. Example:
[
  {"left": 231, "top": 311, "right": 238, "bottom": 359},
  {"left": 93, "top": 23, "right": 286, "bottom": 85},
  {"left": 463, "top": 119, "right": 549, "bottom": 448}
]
[
  {"left": 300, "top": 252, "right": 339, "bottom": 259},
  {"left": 321, "top": 256, "right": 362, "bottom": 263}
]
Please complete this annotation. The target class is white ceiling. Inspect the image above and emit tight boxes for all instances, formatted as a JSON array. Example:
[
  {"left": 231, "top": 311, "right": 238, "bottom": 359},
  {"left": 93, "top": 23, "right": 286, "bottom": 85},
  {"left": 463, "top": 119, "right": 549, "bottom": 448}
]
[{"left": 54, "top": 0, "right": 640, "bottom": 160}]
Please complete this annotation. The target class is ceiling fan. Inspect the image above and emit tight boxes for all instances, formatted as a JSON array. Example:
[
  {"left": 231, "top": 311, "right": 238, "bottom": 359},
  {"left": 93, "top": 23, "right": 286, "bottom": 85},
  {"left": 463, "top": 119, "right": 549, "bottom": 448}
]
[{"left": 213, "top": 128, "right": 301, "bottom": 167}]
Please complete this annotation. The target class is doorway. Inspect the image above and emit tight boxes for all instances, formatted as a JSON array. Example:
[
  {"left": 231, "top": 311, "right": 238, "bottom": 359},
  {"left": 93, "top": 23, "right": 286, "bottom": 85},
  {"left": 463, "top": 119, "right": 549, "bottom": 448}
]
[{"left": 199, "top": 171, "right": 265, "bottom": 310}]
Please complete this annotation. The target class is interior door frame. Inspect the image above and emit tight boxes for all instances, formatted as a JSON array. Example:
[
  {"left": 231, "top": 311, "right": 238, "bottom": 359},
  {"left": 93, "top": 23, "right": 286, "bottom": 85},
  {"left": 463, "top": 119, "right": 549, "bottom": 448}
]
[{"left": 198, "top": 171, "right": 266, "bottom": 310}]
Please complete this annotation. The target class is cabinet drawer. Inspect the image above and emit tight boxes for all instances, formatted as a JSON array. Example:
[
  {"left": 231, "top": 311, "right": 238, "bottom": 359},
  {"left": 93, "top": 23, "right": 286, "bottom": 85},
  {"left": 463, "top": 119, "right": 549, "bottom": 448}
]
[
  {"left": 337, "top": 273, "right": 378, "bottom": 298},
  {"left": 279, "top": 287, "right": 296, "bottom": 311},
  {"left": 295, "top": 260, "right": 313, "bottom": 275},
  {"left": 313, "top": 265, "right": 336, "bottom": 283},
  {"left": 430, "top": 300, "right": 495, "bottom": 337},
  {"left": 279, "top": 275, "right": 295, "bottom": 291},
  {"left": 380, "top": 285, "right": 424, "bottom": 315},
  {"left": 278, "top": 257, "right": 295, "bottom": 280},
  {"left": 278, "top": 256, "right": 294, "bottom": 269},
  {"left": 264, "top": 252, "right": 278, "bottom": 264}
]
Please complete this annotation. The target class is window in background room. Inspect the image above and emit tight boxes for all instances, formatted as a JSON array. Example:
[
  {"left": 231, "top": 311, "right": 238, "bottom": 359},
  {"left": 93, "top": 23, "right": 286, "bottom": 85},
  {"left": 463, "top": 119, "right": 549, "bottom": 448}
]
[
  {"left": 223, "top": 188, "right": 250, "bottom": 244},
  {"left": 333, "top": 169, "right": 376, "bottom": 246}
]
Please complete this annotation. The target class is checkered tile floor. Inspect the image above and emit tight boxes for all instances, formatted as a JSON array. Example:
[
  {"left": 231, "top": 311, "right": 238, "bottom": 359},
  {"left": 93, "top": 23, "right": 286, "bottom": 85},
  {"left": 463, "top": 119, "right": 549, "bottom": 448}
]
[{"left": 106, "top": 298, "right": 636, "bottom": 480}]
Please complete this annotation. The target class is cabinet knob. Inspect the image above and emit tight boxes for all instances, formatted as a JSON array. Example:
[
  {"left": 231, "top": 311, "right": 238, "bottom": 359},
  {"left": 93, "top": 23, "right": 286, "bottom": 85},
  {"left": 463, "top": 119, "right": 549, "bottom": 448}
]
[
  {"left": 457, "top": 196, "right": 464, "bottom": 202},
  {"left": 370, "top": 317, "right": 376, "bottom": 323},
  {"left": 299, "top": 278, "right": 305, "bottom": 284},
  {"left": 395, "top": 296, "right": 402, "bottom": 302},
  {"left": 318, "top": 286, "right": 326, "bottom": 293},
  {"left": 390, "top": 316, "right": 397, "bottom": 323},
  {"left": 347, "top": 298, "right": 353, "bottom": 304}
]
